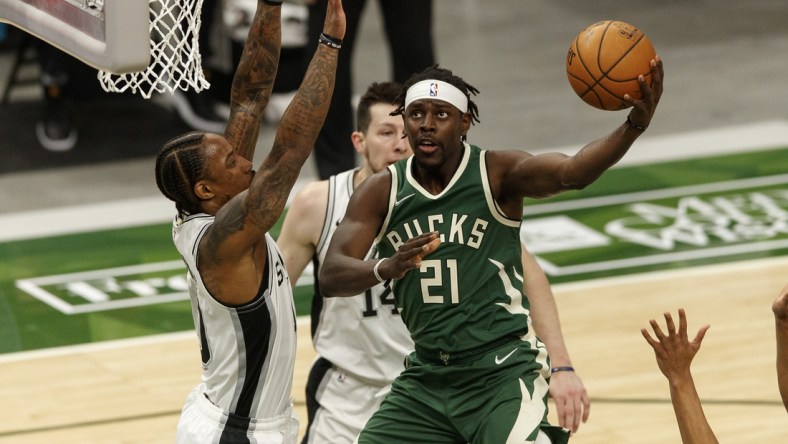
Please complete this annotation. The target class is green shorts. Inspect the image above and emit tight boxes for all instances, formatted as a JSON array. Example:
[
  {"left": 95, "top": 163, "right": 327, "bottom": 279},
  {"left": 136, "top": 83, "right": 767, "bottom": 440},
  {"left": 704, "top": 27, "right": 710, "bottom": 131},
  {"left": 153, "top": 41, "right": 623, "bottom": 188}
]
[{"left": 357, "top": 335, "right": 570, "bottom": 444}]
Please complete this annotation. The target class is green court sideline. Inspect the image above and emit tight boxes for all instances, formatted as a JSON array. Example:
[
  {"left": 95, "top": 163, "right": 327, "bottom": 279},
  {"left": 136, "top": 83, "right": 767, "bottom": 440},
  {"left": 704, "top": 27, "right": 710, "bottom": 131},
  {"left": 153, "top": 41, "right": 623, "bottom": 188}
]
[{"left": 2, "top": 121, "right": 788, "bottom": 353}]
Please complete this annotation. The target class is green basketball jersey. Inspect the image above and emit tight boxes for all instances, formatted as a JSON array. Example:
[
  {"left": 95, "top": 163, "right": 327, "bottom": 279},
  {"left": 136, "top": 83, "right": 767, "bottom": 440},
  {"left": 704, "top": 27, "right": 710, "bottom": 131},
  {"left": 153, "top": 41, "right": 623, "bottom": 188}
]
[{"left": 375, "top": 144, "right": 531, "bottom": 355}]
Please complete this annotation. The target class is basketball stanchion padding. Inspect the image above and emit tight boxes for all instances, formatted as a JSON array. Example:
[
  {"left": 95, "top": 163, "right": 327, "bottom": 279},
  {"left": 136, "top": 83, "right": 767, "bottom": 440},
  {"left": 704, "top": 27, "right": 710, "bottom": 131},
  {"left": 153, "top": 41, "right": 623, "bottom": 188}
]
[{"left": 0, "top": 0, "right": 150, "bottom": 75}]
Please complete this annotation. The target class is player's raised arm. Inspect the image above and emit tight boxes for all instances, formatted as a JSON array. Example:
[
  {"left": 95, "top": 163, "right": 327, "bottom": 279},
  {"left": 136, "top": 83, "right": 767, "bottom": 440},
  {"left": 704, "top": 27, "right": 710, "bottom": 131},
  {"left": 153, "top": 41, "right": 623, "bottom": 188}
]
[
  {"left": 212, "top": 0, "right": 344, "bottom": 246},
  {"left": 224, "top": 1, "right": 282, "bottom": 161},
  {"left": 494, "top": 56, "right": 663, "bottom": 205},
  {"left": 193, "top": 0, "right": 344, "bottom": 305},
  {"left": 642, "top": 309, "right": 718, "bottom": 444},
  {"left": 552, "top": 56, "right": 663, "bottom": 187}
]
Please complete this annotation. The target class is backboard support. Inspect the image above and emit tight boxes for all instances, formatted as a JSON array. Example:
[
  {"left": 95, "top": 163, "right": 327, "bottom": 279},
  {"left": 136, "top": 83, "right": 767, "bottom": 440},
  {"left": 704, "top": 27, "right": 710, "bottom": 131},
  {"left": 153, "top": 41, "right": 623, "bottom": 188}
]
[{"left": 0, "top": 0, "right": 149, "bottom": 74}]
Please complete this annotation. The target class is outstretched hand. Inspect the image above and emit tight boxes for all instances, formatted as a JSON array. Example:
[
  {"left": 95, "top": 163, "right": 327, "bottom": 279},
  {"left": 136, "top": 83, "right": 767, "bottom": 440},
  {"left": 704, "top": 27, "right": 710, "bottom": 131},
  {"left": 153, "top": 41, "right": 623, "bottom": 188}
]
[
  {"left": 641, "top": 308, "right": 709, "bottom": 380},
  {"left": 323, "top": 0, "right": 346, "bottom": 41},
  {"left": 624, "top": 55, "right": 664, "bottom": 129},
  {"left": 773, "top": 283, "right": 788, "bottom": 413}
]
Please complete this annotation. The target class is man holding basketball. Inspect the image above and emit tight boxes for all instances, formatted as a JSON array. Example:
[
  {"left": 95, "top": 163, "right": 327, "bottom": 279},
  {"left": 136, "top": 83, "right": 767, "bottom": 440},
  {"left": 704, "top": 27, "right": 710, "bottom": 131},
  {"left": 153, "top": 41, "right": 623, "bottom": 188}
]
[
  {"left": 154, "top": 0, "right": 344, "bottom": 442},
  {"left": 319, "top": 57, "right": 663, "bottom": 443},
  {"left": 278, "top": 76, "right": 590, "bottom": 440}
]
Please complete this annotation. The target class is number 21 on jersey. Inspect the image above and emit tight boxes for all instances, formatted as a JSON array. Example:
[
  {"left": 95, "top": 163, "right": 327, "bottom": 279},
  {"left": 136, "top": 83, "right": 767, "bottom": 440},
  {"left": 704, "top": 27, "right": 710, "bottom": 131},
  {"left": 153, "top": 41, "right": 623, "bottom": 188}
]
[{"left": 420, "top": 259, "right": 459, "bottom": 304}]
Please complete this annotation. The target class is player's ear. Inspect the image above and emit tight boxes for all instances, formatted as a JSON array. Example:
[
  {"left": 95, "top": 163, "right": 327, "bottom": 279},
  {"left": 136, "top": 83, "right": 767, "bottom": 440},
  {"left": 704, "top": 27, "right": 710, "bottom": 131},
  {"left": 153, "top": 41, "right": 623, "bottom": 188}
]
[
  {"left": 460, "top": 112, "right": 472, "bottom": 139},
  {"left": 351, "top": 131, "right": 366, "bottom": 155},
  {"left": 193, "top": 180, "right": 214, "bottom": 201}
]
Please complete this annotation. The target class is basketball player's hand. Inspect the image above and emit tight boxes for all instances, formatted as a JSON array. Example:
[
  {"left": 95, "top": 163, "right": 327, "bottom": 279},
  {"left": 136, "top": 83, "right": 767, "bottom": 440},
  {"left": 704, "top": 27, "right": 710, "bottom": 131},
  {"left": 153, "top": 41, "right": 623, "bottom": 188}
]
[
  {"left": 549, "top": 370, "right": 590, "bottom": 434},
  {"left": 323, "top": 0, "right": 346, "bottom": 41},
  {"left": 774, "top": 283, "right": 788, "bottom": 414},
  {"left": 625, "top": 55, "right": 663, "bottom": 130},
  {"left": 773, "top": 284, "right": 788, "bottom": 322},
  {"left": 642, "top": 308, "right": 709, "bottom": 380},
  {"left": 379, "top": 232, "right": 441, "bottom": 280}
]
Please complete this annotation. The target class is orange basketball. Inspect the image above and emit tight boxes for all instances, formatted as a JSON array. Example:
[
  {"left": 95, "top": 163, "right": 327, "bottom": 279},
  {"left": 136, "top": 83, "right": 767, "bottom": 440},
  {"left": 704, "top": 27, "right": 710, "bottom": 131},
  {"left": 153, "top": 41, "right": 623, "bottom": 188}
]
[{"left": 566, "top": 20, "right": 656, "bottom": 111}]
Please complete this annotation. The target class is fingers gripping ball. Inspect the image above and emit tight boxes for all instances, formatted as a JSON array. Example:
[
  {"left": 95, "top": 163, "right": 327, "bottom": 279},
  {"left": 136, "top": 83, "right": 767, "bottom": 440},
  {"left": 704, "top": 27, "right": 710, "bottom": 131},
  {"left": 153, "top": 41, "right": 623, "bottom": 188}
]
[{"left": 566, "top": 20, "right": 656, "bottom": 110}]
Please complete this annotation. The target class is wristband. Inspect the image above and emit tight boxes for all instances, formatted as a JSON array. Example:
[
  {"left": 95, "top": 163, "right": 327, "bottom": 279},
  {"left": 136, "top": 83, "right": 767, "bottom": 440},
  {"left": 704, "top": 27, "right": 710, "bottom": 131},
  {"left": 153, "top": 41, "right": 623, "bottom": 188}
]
[
  {"left": 373, "top": 259, "right": 386, "bottom": 283},
  {"left": 318, "top": 33, "right": 342, "bottom": 50},
  {"left": 263, "top": 0, "right": 283, "bottom": 5},
  {"left": 550, "top": 366, "right": 575, "bottom": 373},
  {"left": 626, "top": 115, "right": 648, "bottom": 132}
]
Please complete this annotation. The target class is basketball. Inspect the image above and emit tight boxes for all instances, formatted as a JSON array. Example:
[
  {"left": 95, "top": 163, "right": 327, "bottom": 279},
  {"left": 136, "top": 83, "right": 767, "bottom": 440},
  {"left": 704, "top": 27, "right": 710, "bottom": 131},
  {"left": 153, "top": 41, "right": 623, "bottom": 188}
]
[{"left": 566, "top": 20, "right": 656, "bottom": 111}]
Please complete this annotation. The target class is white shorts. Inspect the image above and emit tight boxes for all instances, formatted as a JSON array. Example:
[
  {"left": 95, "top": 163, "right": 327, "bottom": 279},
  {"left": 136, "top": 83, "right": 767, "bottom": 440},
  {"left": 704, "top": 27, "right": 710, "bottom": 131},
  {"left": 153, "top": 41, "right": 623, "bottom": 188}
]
[
  {"left": 177, "top": 384, "right": 300, "bottom": 444},
  {"left": 304, "top": 365, "right": 391, "bottom": 444}
]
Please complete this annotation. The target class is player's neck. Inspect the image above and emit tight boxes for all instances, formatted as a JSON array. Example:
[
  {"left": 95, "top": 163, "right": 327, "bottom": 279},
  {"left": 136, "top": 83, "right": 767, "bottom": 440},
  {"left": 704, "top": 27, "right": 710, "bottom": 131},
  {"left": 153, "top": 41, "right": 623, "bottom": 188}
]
[{"left": 354, "top": 165, "right": 373, "bottom": 189}]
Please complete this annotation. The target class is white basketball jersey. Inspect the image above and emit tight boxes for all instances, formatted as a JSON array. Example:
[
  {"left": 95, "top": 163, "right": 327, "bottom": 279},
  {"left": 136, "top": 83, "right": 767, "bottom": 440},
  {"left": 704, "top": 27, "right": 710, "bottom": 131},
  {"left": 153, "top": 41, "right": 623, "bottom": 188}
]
[
  {"left": 173, "top": 213, "right": 297, "bottom": 420},
  {"left": 312, "top": 169, "right": 414, "bottom": 384}
]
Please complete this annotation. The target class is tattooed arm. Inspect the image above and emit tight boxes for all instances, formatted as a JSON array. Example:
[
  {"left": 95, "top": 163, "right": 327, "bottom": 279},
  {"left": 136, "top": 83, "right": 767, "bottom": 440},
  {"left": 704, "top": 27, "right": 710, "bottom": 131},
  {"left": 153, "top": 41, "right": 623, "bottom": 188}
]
[
  {"left": 244, "top": 0, "right": 344, "bottom": 237},
  {"left": 200, "top": 0, "right": 345, "bottom": 306},
  {"left": 223, "top": 1, "right": 282, "bottom": 161}
]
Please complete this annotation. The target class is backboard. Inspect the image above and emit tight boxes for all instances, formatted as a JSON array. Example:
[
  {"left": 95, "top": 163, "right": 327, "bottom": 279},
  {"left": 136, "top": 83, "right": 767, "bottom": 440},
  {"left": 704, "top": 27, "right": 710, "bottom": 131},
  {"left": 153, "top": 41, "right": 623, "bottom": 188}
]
[{"left": 0, "top": 0, "right": 149, "bottom": 74}]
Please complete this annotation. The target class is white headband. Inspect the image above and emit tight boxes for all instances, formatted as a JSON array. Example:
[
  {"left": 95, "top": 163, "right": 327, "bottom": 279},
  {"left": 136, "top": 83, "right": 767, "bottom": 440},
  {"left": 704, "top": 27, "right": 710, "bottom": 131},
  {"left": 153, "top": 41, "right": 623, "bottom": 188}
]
[{"left": 404, "top": 79, "right": 468, "bottom": 113}]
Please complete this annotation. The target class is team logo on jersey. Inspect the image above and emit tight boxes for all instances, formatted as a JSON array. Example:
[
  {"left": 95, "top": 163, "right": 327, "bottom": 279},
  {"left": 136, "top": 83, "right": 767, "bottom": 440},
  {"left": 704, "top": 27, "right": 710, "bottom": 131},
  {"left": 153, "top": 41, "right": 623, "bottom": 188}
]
[
  {"left": 394, "top": 193, "right": 415, "bottom": 207},
  {"left": 494, "top": 348, "right": 518, "bottom": 365},
  {"left": 385, "top": 212, "right": 489, "bottom": 251}
]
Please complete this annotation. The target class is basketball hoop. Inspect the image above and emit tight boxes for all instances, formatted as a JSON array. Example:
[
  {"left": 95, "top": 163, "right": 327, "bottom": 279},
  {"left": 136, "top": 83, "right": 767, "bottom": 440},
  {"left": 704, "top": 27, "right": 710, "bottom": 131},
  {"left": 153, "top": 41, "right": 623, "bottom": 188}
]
[{"left": 98, "top": 0, "right": 210, "bottom": 99}]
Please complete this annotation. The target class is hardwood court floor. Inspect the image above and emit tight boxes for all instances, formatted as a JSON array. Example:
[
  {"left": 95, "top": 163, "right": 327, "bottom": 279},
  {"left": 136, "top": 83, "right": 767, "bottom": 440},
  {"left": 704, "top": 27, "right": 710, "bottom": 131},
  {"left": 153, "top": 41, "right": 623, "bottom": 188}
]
[{"left": 1, "top": 256, "right": 786, "bottom": 443}]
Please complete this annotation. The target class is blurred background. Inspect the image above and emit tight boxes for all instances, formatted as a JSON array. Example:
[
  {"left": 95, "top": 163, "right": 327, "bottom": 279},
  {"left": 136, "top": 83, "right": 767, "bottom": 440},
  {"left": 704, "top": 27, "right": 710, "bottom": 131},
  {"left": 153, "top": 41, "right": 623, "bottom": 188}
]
[{"left": 0, "top": 0, "right": 786, "bottom": 214}]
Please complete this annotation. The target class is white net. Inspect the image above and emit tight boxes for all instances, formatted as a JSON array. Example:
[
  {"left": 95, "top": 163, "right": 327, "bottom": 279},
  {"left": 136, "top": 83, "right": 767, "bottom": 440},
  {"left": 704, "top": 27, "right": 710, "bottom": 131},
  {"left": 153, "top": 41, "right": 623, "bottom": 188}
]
[{"left": 98, "top": 0, "right": 209, "bottom": 99}]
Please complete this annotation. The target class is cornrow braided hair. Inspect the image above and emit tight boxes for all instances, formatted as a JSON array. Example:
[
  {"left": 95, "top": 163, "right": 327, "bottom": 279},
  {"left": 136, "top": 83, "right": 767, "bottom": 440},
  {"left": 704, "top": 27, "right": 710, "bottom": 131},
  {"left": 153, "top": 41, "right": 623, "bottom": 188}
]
[
  {"left": 155, "top": 131, "right": 208, "bottom": 216},
  {"left": 392, "top": 65, "right": 481, "bottom": 125}
]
